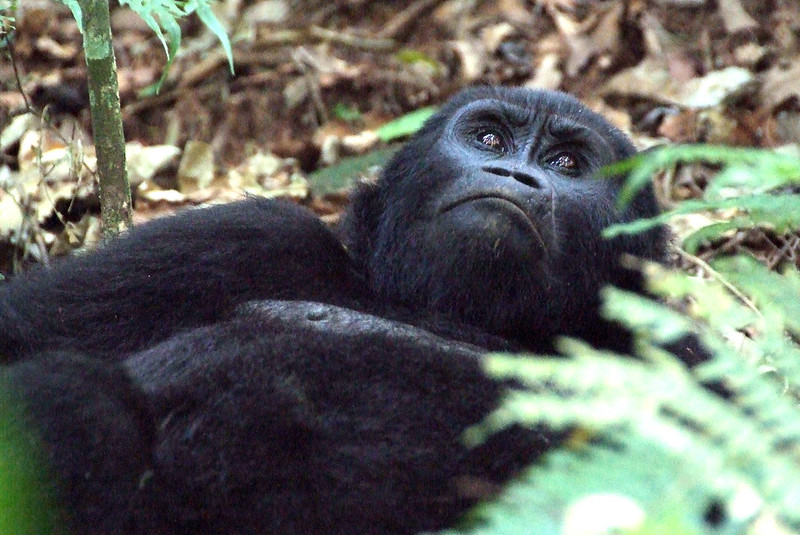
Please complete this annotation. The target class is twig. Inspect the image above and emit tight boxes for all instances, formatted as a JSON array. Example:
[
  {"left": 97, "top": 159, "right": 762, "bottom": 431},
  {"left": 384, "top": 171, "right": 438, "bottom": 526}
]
[
  {"left": 257, "top": 27, "right": 396, "bottom": 51},
  {"left": 121, "top": 84, "right": 221, "bottom": 116},
  {"left": 3, "top": 30, "right": 32, "bottom": 111},
  {"left": 309, "top": 26, "right": 395, "bottom": 51},
  {"left": 292, "top": 47, "right": 327, "bottom": 126},
  {"left": 376, "top": 0, "right": 444, "bottom": 39},
  {"left": 675, "top": 247, "right": 762, "bottom": 316}
]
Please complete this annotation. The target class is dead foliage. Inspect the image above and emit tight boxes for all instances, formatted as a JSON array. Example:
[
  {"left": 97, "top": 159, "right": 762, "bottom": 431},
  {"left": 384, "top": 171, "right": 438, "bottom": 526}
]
[{"left": 1, "top": 0, "right": 799, "bottom": 273}]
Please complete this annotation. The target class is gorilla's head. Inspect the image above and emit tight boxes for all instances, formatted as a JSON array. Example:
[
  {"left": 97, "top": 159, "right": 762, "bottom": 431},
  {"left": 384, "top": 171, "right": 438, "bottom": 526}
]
[{"left": 342, "top": 87, "right": 666, "bottom": 349}]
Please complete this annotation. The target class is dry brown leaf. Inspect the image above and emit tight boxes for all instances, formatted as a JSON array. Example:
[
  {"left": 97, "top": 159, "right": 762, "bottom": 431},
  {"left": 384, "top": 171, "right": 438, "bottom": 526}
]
[
  {"left": 480, "top": 23, "right": 517, "bottom": 55},
  {"left": 432, "top": 0, "right": 478, "bottom": 36},
  {"left": 772, "top": 3, "right": 800, "bottom": 52},
  {"left": 666, "top": 53, "right": 701, "bottom": 83},
  {"left": 48, "top": 216, "right": 103, "bottom": 256},
  {"left": 732, "top": 42, "right": 769, "bottom": 68},
  {"left": 16, "top": 4, "right": 58, "bottom": 37},
  {"left": 603, "top": 62, "right": 755, "bottom": 109},
  {"left": 601, "top": 57, "right": 675, "bottom": 103},
  {"left": 717, "top": 0, "right": 758, "bottom": 34},
  {"left": 225, "top": 151, "right": 307, "bottom": 198},
  {"left": 650, "top": 0, "right": 706, "bottom": 5},
  {"left": 0, "top": 91, "right": 27, "bottom": 110},
  {"left": 760, "top": 60, "right": 800, "bottom": 111},
  {"left": 775, "top": 111, "right": 800, "bottom": 145},
  {"left": 177, "top": 141, "right": 215, "bottom": 193},
  {"left": 17, "top": 129, "right": 69, "bottom": 172},
  {"left": 670, "top": 213, "right": 719, "bottom": 245},
  {"left": 34, "top": 36, "right": 78, "bottom": 61},
  {"left": 525, "top": 53, "right": 563, "bottom": 91},
  {"left": 497, "top": 0, "right": 534, "bottom": 25},
  {"left": 446, "top": 40, "right": 487, "bottom": 83},
  {"left": 545, "top": 0, "right": 625, "bottom": 77},
  {"left": 126, "top": 143, "right": 182, "bottom": 187},
  {"left": 341, "top": 131, "right": 380, "bottom": 155},
  {"left": 1, "top": 114, "right": 39, "bottom": 153},
  {"left": 0, "top": 193, "right": 24, "bottom": 239},
  {"left": 117, "top": 67, "right": 159, "bottom": 96},
  {"left": 678, "top": 67, "right": 756, "bottom": 108}
]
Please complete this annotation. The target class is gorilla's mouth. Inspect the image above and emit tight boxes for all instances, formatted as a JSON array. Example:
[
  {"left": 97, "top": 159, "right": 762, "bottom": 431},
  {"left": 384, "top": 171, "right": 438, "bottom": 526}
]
[{"left": 439, "top": 194, "right": 546, "bottom": 250}]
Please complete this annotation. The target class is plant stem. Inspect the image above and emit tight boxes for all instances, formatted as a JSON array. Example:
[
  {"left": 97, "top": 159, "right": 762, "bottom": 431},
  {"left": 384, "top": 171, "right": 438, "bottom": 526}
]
[{"left": 79, "top": 0, "right": 132, "bottom": 239}]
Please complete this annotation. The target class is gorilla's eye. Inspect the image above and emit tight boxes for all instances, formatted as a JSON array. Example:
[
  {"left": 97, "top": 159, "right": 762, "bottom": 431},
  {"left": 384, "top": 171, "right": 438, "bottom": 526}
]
[
  {"left": 477, "top": 131, "right": 505, "bottom": 152},
  {"left": 548, "top": 152, "right": 578, "bottom": 171}
]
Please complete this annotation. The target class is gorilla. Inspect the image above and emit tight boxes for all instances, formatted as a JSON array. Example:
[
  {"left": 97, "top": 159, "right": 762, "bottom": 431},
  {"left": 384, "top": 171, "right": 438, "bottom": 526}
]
[{"left": 0, "top": 87, "right": 685, "bottom": 534}]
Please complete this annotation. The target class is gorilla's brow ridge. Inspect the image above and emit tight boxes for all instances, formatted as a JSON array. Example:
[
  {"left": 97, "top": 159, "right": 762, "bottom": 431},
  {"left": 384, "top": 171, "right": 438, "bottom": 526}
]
[
  {"left": 497, "top": 101, "right": 536, "bottom": 127},
  {"left": 476, "top": 99, "right": 608, "bottom": 141},
  {"left": 546, "top": 114, "right": 600, "bottom": 141}
]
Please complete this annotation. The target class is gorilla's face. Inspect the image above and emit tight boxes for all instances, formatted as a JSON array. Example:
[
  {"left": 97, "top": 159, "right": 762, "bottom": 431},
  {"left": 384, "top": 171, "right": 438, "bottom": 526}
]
[
  {"left": 347, "top": 87, "right": 665, "bottom": 346},
  {"left": 426, "top": 97, "right": 627, "bottom": 263}
]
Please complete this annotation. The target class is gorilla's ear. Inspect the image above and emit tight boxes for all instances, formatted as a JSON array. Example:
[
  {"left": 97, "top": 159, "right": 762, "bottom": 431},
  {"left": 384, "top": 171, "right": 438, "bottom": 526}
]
[{"left": 338, "top": 179, "right": 383, "bottom": 268}]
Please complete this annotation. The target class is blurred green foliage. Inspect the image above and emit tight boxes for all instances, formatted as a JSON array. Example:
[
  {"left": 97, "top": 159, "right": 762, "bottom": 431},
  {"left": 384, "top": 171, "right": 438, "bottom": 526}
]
[{"left": 0, "top": 380, "right": 65, "bottom": 534}]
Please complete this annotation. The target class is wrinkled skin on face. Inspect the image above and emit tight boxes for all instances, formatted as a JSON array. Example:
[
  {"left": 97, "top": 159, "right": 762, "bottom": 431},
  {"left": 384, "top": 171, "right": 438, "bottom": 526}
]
[{"left": 343, "top": 87, "right": 666, "bottom": 350}]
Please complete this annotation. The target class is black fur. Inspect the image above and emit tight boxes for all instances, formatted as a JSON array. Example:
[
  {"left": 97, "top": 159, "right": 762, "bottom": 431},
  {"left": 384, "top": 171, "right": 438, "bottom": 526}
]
[
  {"left": 1, "top": 87, "right": 676, "bottom": 534},
  {"left": 1, "top": 200, "right": 365, "bottom": 360},
  {"left": 124, "top": 302, "right": 548, "bottom": 534}
]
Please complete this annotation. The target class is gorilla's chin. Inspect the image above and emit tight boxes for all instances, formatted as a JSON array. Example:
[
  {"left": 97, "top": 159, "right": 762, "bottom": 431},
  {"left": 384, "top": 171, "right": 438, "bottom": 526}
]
[{"left": 436, "top": 198, "right": 549, "bottom": 258}]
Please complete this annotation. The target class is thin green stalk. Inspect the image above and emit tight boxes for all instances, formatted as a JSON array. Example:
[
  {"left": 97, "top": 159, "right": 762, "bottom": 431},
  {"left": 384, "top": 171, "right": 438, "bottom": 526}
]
[{"left": 79, "top": 0, "right": 132, "bottom": 238}]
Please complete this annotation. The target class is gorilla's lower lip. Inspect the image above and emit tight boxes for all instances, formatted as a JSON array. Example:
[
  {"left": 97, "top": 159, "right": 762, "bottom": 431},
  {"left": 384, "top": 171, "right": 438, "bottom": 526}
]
[{"left": 439, "top": 194, "right": 546, "bottom": 250}]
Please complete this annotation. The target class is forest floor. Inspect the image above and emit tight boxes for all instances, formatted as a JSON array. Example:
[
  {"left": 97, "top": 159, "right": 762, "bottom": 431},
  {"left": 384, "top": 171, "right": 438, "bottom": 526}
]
[{"left": 0, "top": 0, "right": 799, "bottom": 274}]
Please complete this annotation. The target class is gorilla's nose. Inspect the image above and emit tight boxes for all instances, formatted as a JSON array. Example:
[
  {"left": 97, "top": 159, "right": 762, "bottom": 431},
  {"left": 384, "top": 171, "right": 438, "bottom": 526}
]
[{"left": 481, "top": 165, "right": 545, "bottom": 191}]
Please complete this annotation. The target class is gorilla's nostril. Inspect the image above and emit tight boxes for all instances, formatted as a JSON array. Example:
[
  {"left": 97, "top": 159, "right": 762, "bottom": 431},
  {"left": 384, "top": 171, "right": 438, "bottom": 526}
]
[
  {"left": 511, "top": 171, "right": 541, "bottom": 189},
  {"left": 483, "top": 166, "right": 512, "bottom": 177}
]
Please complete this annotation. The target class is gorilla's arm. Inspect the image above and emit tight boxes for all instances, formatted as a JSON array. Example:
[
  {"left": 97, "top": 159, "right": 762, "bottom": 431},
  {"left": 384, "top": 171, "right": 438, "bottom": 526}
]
[
  {"left": 0, "top": 199, "right": 365, "bottom": 361},
  {"left": 4, "top": 302, "right": 548, "bottom": 535}
]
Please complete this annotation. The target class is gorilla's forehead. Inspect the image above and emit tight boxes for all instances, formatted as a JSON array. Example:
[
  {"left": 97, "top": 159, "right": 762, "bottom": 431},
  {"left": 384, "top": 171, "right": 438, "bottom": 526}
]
[{"left": 457, "top": 97, "right": 606, "bottom": 135}]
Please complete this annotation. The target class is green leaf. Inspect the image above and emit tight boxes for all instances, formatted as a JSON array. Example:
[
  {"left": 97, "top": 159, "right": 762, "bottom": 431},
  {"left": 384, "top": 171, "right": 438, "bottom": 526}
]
[
  {"left": 682, "top": 195, "right": 800, "bottom": 252},
  {"left": 439, "top": 438, "right": 749, "bottom": 535},
  {"left": 332, "top": 102, "right": 362, "bottom": 123},
  {"left": 711, "top": 256, "right": 800, "bottom": 334},
  {"left": 114, "top": 0, "right": 234, "bottom": 92},
  {"left": 600, "top": 151, "right": 658, "bottom": 208},
  {"left": 375, "top": 106, "right": 437, "bottom": 142},
  {"left": 125, "top": 3, "right": 170, "bottom": 58},
  {"left": 605, "top": 194, "right": 800, "bottom": 244},
  {"left": 152, "top": 10, "right": 182, "bottom": 91},
  {"left": 0, "top": 379, "right": 65, "bottom": 533},
  {"left": 605, "top": 144, "right": 800, "bottom": 209},
  {"left": 600, "top": 287, "right": 695, "bottom": 343},
  {"left": 307, "top": 147, "right": 398, "bottom": 195},
  {"left": 395, "top": 47, "right": 441, "bottom": 73},
  {"left": 193, "top": 0, "right": 234, "bottom": 73},
  {"left": 54, "top": 0, "right": 83, "bottom": 33}
]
